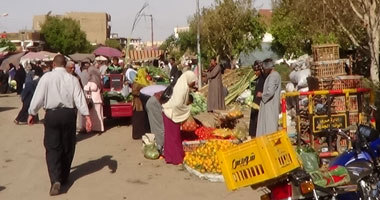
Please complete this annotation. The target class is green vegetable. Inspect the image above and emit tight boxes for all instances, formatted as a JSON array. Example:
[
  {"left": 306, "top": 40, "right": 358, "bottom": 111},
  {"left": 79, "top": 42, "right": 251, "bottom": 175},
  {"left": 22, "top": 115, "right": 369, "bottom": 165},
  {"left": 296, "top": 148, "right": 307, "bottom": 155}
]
[
  {"left": 225, "top": 69, "right": 256, "bottom": 105},
  {"left": 190, "top": 92, "right": 207, "bottom": 116},
  {"left": 147, "top": 66, "right": 169, "bottom": 83}
]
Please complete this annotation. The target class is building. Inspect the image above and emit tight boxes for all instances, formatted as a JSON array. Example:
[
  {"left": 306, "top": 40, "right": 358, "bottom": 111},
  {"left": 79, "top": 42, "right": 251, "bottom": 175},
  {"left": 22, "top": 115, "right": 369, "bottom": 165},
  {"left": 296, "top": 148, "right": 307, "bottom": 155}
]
[
  {"left": 174, "top": 26, "right": 190, "bottom": 39},
  {"left": 108, "top": 34, "right": 144, "bottom": 50},
  {"left": 258, "top": 9, "right": 272, "bottom": 26},
  {"left": 2, "top": 31, "right": 44, "bottom": 52},
  {"left": 33, "top": 12, "right": 111, "bottom": 45}
]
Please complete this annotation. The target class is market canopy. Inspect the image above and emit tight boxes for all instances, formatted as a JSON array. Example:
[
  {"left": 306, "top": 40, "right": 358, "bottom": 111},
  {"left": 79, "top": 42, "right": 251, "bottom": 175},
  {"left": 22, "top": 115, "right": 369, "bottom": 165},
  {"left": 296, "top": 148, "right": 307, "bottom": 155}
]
[
  {"left": 93, "top": 46, "right": 122, "bottom": 58},
  {"left": 20, "top": 51, "right": 58, "bottom": 62},
  {"left": 0, "top": 52, "right": 26, "bottom": 71},
  {"left": 128, "top": 50, "right": 164, "bottom": 62},
  {"left": 69, "top": 53, "right": 95, "bottom": 63}
]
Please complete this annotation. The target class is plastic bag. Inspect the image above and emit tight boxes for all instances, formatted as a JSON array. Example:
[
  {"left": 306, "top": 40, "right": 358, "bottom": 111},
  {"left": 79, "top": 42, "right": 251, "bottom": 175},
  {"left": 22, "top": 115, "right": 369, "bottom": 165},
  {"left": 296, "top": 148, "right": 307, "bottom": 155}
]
[
  {"left": 310, "top": 166, "right": 350, "bottom": 188},
  {"left": 143, "top": 143, "right": 159, "bottom": 160},
  {"left": 121, "top": 84, "right": 130, "bottom": 97},
  {"left": 297, "top": 146, "right": 320, "bottom": 172}
]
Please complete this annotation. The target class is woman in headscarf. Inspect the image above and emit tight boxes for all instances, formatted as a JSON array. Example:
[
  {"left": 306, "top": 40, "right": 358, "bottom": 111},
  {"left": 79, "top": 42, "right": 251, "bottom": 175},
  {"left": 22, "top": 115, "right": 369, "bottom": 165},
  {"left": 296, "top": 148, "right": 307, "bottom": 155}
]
[
  {"left": 14, "top": 68, "right": 43, "bottom": 124},
  {"left": 162, "top": 71, "right": 197, "bottom": 165},
  {"left": 14, "top": 64, "right": 26, "bottom": 95},
  {"left": 131, "top": 68, "right": 151, "bottom": 139},
  {"left": 83, "top": 66, "right": 104, "bottom": 132}
]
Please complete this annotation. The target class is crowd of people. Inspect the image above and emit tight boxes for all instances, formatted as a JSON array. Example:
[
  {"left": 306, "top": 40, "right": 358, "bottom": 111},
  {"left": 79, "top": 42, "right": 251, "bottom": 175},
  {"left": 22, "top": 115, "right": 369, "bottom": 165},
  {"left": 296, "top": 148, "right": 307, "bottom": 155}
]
[{"left": 1, "top": 53, "right": 282, "bottom": 196}]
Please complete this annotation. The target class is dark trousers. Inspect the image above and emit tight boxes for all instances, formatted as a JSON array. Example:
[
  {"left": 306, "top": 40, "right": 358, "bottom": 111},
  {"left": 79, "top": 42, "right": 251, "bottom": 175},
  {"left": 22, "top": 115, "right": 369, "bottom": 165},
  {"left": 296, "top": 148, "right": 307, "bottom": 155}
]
[
  {"left": 249, "top": 108, "right": 259, "bottom": 137},
  {"left": 44, "top": 108, "right": 76, "bottom": 184}
]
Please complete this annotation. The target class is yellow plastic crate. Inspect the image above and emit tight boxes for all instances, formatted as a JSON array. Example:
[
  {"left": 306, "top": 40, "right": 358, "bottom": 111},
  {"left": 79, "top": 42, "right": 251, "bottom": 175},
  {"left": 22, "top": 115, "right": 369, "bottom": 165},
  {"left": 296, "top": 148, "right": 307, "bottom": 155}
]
[{"left": 217, "top": 130, "right": 300, "bottom": 190}]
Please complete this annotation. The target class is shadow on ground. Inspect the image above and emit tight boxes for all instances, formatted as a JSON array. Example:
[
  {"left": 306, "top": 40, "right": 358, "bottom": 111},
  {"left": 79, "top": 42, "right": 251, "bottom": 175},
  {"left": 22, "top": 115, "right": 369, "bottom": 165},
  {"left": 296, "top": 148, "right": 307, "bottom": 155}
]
[
  {"left": 0, "top": 107, "right": 17, "bottom": 113},
  {"left": 76, "top": 117, "right": 131, "bottom": 143},
  {"left": 61, "top": 155, "right": 118, "bottom": 194},
  {"left": 0, "top": 186, "right": 5, "bottom": 192},
  {"left": 104, "top": 117, "right": 131, "bottom": 132}
]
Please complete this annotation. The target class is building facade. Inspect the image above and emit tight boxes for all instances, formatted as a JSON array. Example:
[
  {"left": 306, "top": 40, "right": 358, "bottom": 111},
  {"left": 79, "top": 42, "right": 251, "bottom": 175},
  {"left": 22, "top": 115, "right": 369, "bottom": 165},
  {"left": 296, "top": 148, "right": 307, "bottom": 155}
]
[
  {"left": 33, "top": 12, "right": 111, "bottom": 45},
  {"left": 3, "top": 31, "right": 44, "bottom": 52}
]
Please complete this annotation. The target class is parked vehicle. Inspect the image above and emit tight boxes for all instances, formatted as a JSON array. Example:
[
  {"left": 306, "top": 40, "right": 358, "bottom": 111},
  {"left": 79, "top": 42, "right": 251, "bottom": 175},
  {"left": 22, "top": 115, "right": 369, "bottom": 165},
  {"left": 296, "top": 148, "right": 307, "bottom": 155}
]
[{"left": 261, "top": 124, "right": 380, "bottom": 200}]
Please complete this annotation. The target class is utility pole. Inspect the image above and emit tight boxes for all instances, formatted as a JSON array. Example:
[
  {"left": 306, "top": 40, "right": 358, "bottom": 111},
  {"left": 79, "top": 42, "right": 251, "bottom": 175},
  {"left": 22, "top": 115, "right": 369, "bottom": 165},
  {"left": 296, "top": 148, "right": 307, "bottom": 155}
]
[
  {"left": 196, "top": 0, "right": 202, "bottom": 89},
  {"left": 143, "top": 14, "right": 154, "bottom": 47}
]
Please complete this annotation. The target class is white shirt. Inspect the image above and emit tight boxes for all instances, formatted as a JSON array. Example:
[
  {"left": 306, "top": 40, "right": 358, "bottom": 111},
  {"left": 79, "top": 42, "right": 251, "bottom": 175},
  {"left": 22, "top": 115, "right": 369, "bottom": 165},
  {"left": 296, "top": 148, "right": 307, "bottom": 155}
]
[
  {"left": 99, "top": 65, "right": 108, "bottom": 76},
  {"left": 28, "top": 67, "right": 89, "bottom": 116}
]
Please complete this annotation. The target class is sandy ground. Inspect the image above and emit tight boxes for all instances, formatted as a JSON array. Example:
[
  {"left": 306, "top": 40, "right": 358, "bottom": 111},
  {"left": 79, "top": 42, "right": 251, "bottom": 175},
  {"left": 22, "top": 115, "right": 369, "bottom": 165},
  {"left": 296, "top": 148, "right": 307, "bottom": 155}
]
[{"left": 0, "top": 93, "right": 265, "bottom": 200}]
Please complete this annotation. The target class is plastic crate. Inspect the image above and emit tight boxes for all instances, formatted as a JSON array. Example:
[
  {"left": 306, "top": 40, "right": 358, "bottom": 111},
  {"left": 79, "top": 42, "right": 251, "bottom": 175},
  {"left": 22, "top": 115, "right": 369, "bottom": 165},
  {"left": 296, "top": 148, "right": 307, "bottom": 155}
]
[
  {"left": 312, "top": 44, "right": 339, "bottom": 61},
  {"left": 217, "top": 130, "right": 300, "bottom": 190}
]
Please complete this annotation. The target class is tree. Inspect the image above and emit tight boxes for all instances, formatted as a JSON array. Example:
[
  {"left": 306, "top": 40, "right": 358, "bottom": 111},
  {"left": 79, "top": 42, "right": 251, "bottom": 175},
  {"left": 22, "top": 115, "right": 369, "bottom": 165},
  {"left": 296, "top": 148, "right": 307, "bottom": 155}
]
[
  {"left": 189, "top": 0, "right": 266, "bottom": 64},
  {"left": 105, "top": 39, "right": 122, "bottom": 50},
  {"left": 271, "top": 0, "right": 379, "bottom": 81},
  {"left": 0, "top": 39, "right": 16, "bottom": 52},
  {"left": 41, "top": 16, "right": 92, "bottom": 55},
  {"left": 324, "top": 0, "right": 380, "bottom": 82}
]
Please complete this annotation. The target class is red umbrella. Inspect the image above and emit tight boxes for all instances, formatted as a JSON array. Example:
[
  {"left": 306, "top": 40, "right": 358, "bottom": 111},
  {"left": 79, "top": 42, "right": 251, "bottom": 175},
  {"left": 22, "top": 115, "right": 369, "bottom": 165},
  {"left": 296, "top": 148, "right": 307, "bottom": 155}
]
[{"left": 93, "top": 46, "right": 122, "bottom": 58}]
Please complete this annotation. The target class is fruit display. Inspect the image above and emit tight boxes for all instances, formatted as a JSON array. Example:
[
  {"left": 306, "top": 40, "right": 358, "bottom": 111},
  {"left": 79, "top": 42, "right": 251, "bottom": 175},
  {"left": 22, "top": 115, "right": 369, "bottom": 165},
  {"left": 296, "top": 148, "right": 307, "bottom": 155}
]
[
  {"left": 181, "top": 119, "right": 198, "bottom": 132},
  {"left": 195, "top": 126, "right": 216, "bottom": 140},
  {"left": 213, "top": 128, "right": 235, "bottom": 138},
  {"left": 184, "top": 140, "right": 237, "bottom": 174},
  {"left": 226, "top": 110, "right": 243, "bottom": 120}
]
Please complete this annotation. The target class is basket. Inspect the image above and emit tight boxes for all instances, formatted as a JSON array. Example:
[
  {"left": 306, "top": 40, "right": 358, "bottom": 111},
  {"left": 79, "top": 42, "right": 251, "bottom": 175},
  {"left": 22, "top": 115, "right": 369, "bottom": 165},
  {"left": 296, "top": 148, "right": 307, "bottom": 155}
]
[
  {"left": 312, "top": 44, "right": 339, "bottom": 61},
  {"left": 308, "top": 75, "right": 362, "bottom": 91},
  {"left": 217, "top": 130, "right": 300, "bottom": 190},
  {"left": 311, "top": 59, "right": 347, "bottom": 78}
]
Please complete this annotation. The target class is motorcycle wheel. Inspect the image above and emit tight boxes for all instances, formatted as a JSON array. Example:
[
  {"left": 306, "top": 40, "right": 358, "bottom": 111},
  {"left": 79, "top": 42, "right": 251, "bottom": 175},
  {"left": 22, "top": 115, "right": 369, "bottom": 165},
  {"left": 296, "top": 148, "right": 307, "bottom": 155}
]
[{"left": 357, "top": 179, "right": 379, "bottom": 200}]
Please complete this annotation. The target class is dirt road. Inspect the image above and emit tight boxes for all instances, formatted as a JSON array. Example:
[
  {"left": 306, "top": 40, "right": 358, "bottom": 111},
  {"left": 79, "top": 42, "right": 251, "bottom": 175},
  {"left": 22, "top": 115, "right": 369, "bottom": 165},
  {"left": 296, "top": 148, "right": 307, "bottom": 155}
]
[{"left": 0, "top": 93, "right": 263, "bottom": 200}]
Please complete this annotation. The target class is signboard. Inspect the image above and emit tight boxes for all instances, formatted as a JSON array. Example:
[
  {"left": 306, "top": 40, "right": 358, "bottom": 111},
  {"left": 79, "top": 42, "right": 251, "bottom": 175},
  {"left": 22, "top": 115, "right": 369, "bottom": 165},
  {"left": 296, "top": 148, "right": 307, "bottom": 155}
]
[{"left": 312, "top": 114, "right": 347, "bottom": 133}]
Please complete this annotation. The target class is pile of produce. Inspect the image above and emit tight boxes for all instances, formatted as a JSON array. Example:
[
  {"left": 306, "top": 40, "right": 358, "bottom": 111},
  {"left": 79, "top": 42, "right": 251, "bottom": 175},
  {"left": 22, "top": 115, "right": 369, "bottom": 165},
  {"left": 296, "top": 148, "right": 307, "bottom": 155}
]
[
  {"left": 226, "top": 110, "right": 243, "bottom": 120},
  {"left": 146, "top": 66, "right": 169, "bottom": 83},
  {"left": 103, "top": 91, "right": 132, "bottom": 104},
  {"left": 181, "top": 118, "right": 199, "bottom": 132},
  {"left": 184, "top": 140, "right": 237, "bottom": 174},
  {"left": 190, "top": 92, "right": 207, "bottom": 116},
  {"left": 225, "top": 69, "right": 255, "bottom": 104},
  {"left": 194, "top": 126, "right": 236, "bottom": 140},
  {"left": 194, "top": 126, "right": 216, "bottom": 140},
  {"left": 198, "top": 67, "right": 256, "bottom": 105}
]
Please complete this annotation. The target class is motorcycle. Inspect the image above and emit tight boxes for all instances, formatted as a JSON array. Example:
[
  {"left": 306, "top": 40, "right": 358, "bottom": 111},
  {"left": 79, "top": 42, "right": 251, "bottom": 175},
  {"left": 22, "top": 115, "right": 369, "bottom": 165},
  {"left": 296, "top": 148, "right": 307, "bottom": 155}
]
[{"left": 261, "top": 124, "right": 380, "bottom": 200}]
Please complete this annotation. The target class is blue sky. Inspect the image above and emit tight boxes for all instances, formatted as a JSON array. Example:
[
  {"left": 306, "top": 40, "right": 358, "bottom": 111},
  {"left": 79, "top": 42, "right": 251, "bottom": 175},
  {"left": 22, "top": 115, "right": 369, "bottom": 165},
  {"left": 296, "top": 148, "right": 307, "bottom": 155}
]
[{"left": 1, "top": 0, "right": 271, "bottom": 41}]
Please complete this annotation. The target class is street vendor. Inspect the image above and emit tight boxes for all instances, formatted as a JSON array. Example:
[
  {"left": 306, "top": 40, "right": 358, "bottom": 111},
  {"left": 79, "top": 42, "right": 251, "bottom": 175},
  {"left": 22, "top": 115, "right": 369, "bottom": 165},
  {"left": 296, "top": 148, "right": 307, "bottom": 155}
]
[
  {"left": 131, "top": 68, "right": 151, "bottom": 139},
  {"left": 162, "top": 71, "right": 197, "bottom": 165},
  {"left": 249, "top": 60, "right": 265, "bottom": 137},
  {"left": 107, "top": 57, "right": 123, "bottom": 74},
  {"left": 206, "top": 57, "right": 225, "bottom": 112},
  {"left": 256, "top": 58, "right": 281, "bottom": 136}
]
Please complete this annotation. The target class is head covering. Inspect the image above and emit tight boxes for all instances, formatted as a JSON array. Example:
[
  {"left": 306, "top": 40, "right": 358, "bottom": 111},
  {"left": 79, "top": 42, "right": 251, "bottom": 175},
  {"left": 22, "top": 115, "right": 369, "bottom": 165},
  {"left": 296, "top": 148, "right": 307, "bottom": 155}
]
[
  {"left": 253, "top": 60, "right": 262, "bottom": 70},
  {"left": 263, "top": 59, "right": 274, "bottom": 70},
  {"left": 162, "top": 71, "right": 197, "bottom": 123},
  {"left": 88, "top": 66, "right": 102, "bottom": 89},
  {"left": 134, "top": 68, "right": 149, "bottom": 86}
]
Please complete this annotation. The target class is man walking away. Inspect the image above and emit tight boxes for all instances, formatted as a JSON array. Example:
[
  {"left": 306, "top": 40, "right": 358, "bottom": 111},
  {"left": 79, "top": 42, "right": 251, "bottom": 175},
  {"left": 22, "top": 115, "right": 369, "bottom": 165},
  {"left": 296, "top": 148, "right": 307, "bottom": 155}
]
[
  {"left": 256, "top": 58, "right": 281, "bottom": 136},
  {"left": 28, "top": 55, "right": 92, "bottom": 196}
]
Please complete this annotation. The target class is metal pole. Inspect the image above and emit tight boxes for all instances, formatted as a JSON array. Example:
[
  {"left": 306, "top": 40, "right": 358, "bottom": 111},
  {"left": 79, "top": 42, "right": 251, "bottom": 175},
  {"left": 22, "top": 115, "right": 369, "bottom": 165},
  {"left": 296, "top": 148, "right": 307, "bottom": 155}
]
[
  {"left": 197, "top": 0, "right": 202, "bottom": 89},
  {"left": 150, "top": 15, "right": 154, "bottom": 47}
]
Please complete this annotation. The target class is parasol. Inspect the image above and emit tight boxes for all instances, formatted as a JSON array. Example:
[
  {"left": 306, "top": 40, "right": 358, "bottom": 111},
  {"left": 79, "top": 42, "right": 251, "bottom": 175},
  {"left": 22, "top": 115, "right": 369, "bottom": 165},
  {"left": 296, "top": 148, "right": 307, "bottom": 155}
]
[
  {"left": 93, "top": 46, "right": 122, "bottom": 58},
  {"left": 0, "top": 52, "right": 26, "bottom": 71},
  {"left": 20, "top": 51, "right": 58, "bottom": 62},
  {"left": 69, "top": 53, "right": 95, "bottom": 63}
]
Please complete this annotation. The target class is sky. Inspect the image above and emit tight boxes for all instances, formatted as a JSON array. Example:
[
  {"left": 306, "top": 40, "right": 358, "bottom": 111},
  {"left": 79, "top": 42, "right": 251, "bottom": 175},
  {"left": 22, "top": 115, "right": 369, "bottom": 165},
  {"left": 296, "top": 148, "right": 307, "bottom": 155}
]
[{"left": 1, "top": 0, "right": 271, "bottom": 42}]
